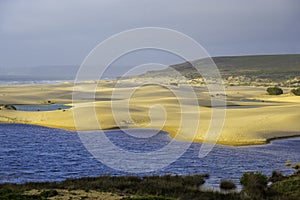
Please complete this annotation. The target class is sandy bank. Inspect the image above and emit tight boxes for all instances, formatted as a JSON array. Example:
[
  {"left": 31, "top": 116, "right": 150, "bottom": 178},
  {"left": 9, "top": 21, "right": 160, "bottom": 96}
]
[{"left": 0, "top": 81, "right": 299, "bottom": 146}]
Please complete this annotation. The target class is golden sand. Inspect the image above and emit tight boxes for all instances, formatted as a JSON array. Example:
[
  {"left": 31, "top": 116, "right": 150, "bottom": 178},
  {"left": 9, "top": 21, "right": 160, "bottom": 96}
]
[{"left": 0, "top": 81, "right": 299, "bottom": 146}]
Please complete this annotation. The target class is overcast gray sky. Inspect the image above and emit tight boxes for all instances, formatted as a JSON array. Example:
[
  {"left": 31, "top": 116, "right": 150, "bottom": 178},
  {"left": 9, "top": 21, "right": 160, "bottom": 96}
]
[{"left": 0, "top": 0, "right": 299, "bottom": 68}]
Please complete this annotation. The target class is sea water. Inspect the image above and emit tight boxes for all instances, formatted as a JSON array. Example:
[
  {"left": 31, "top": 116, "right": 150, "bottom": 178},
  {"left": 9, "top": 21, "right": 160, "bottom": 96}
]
[{"left": 0, "top": 123, "right": 299, "bottom": 189}]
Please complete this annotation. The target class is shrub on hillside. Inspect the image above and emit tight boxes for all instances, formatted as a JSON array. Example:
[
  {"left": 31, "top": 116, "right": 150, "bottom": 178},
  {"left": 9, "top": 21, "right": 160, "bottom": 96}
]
[
  {"left": 220, "top": 179, "right": 237, "bottom": 190},
  {"left": 291, "top": 88, "right": 300, "bottom": 96},
  {"left": 267, "top": 87, "right": 283, "bottom": 95},
  {"left": 240, "top": 172, "right": 268, "bottom": 198},
  {"left": 269, "top": 171, "right": 285, "bottom": 183}
]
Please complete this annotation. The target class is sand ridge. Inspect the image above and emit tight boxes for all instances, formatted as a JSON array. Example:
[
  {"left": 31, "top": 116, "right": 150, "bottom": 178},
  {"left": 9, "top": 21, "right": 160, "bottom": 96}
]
[{"left": 0, "top": 81, "right": 300, "bottom": 146}]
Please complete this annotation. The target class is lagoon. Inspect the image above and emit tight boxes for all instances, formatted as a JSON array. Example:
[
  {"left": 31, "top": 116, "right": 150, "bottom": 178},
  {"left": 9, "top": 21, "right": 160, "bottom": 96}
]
[{"left": 0, "top": 123, "right": 299, "bottom": 189}]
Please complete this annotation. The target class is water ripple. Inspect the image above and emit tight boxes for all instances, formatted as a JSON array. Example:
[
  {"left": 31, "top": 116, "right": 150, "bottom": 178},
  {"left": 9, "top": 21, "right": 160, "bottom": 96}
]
[{"left": 0, "top": 123, "right": 299, "bottom": 189}]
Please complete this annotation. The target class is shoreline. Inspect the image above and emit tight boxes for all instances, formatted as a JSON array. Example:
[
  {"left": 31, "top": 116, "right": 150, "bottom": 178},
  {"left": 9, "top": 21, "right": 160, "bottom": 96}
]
[{"left": 1, "top": 121, "right": 300, "bottom": 147}]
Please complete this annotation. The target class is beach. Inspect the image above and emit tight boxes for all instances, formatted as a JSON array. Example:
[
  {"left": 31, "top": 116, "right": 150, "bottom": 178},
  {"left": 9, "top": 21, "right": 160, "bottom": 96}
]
[{"left": 0, "top": 80, "right": 300, "bottom": 146}]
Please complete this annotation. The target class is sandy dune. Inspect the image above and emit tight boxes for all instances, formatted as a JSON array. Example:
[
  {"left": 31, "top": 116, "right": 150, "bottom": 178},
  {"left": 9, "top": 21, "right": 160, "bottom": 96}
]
[{"left": 0, "top": 81, "right": 299, "bottom": 146}]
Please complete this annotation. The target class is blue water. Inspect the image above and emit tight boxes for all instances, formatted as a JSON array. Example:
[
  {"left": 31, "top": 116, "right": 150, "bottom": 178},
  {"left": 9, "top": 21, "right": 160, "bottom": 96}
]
[
  {"left": 14, "top": 104, "right": 71, "bottom": 111},
  {"left": 0, "top": 78, "right": 72, "bottom": 85},
  {"left": 0, "top": 123, "right": 299, "bottom": 189}
]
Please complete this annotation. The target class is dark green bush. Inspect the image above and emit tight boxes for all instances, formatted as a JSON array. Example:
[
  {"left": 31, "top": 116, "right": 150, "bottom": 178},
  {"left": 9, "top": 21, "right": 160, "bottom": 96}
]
[
  {"left": 267, "top": 87, "right": 283, "bottom": 95},
  {"left": 269, "top": 171, "right": 285, "bottom": 183},
  {"left": 291, "top": 87, "right": 300, "bottom": 96},
  {"left": 220, "top": 179, "right": 237, "bottom": 190},
  {"left": 270, "top": 175, "right": 300, "bottom": 199},
  {"left": 240, "top": 172, "right": 268, "bottom": 198}
]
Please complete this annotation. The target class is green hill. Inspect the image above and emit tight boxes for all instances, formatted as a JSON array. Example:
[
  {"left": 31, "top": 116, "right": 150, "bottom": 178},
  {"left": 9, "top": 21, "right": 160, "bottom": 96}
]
[{"left": 139, "top": 54, "right": 300, "bottom": 86}]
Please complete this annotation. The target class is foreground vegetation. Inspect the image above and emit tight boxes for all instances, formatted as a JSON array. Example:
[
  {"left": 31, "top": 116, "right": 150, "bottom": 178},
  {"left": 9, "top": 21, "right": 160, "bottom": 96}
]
[{"left": 1, "top": 169, "right": 299, "bottom": 200}]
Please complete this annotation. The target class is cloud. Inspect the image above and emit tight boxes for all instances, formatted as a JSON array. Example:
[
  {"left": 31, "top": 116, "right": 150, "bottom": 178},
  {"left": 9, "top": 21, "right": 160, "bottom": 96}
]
[
  {"left": 1, "top": 0, "right": 294, "bottom": 35},
  {"left": 0, "top": 0, "right": 299, "bottom": 67}
]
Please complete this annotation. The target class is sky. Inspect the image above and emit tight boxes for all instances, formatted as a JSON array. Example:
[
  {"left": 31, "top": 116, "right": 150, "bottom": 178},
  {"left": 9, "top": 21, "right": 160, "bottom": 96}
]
[{"left": 0, "top": 0, "right": 299, "bottom": 68}]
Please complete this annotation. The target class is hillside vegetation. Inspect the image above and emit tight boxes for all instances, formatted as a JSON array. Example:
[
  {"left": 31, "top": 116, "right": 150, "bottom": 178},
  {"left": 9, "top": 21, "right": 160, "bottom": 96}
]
[{"left": 138, "top": 54, "right": 300, "bottom": 87}]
